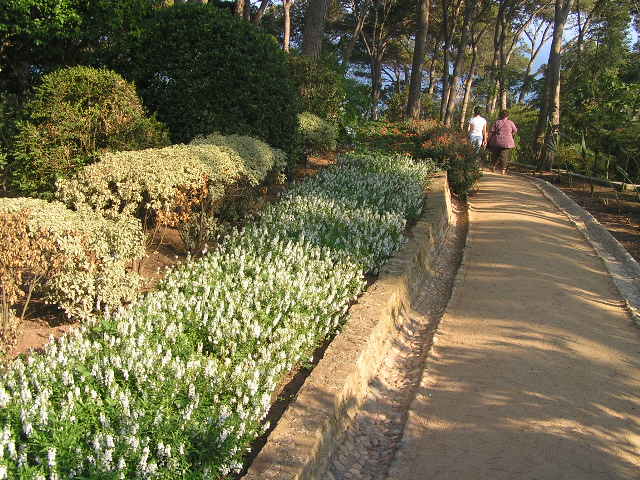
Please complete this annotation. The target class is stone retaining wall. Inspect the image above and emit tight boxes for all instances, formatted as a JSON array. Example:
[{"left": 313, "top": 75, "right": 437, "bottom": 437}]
[{"left": 244, "top": 173, "right": 453, "bottom": 480}]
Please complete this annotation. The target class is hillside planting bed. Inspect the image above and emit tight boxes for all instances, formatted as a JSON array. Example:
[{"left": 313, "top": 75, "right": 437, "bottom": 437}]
[{"left": 0, "top": 152, "right": 436, "bottom": 479}]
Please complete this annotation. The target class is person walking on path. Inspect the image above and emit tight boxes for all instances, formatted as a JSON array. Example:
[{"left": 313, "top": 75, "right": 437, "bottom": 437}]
[
  {"left": 487, "top": 109, "right": 517, "bottom": 175},
  {"left": 467, "top": 107, "right": 488, "bottom": 154}
]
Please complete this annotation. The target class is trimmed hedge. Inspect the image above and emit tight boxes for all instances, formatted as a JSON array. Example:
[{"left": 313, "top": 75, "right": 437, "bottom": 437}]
[
  {"left": 0, "top": 152, "right": 436, "bottom": 479},
  {"left": 57, "top": 136, "right": 285, "bottom": 226},
  {"left": 116, "top": 4, "right": 300, "bottom": 163},
  {"left": 56, "top": 144, "right": 236, "bottom": 227},
  {"left": 298, "top": 112, "right": 338, "bottom": 154},
  {"left": 9, "top": 66, "right": 169, "bottom": 196},
  {"left": 0, "top": 198, "right": 144, "bottom": 320},
  {"left": 58, "top": 137, "right": 288, "bottom": 252},
  {"left": 190, "top": 133, "right": 287, "bottom": 186}
]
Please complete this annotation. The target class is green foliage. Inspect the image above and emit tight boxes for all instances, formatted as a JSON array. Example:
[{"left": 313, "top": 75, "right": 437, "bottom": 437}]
[
  {"left": 9, "top": 66, "right": 169, "bottom": 196},
  {"left": 507, "top": 104, "right": 538, "bottom": 165},
  {"left": 342, "top": 76, "right": 373, "bottom": 127},
  {"left": 0, "top": 0, "right": 161, "bottom": 95},
  {"left": 555, "top": 2, "right": 640, "bottom": 180},
  {"left": 0, "top": 93, "right": 21, "bottom": 192},
  {"left": 0, "top": 152, "right": 431, "bottom": 479},
  {"left": 288, "top": 55, "right": 346, "bottom": 124},
  {"left": 384, "top": 89, "right": 437, "bottom": 122},
  {"left": 116, "top": 4, "right": 300, "bottom": 163},
  {"left": 0, "top": 197, "right": 144, "bottom": 319},
  {"left": 298, "top": 112, "right": 338, "bottom": 153}
]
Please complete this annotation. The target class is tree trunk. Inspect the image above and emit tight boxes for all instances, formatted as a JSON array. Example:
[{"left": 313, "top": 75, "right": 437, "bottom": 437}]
[
  {"left": 283, "top": 0, "right": 293, "bottom": 52},
  {"left": 533, "top": 0, "right": 574, "bottom": 169},
  {"left": 234, "top": 0, "right": 245, "bottom": 17},
  {"left": 371, "top": 57, "right": 383, "bottom": 119},
  {"left": 443, "top": 0, "right": 476, "bottom": 126},
  {"left": 253, "top": 0, "right": 271, "bottom": 25},
  {"left": 487, "top": 54, "right": 499, "bottom": 115},
  {"left": 302, "top": 0, "right": 331, "bottom": 59},
  {"left": 427, "top": 52, "right": 437, "bottom": 94},
  {"left": 459, "top": 43, "right": 478, "bottom": 129},
  {"left": 500, "top": 88, "right": 508, "bottom": 110},
  {"left": 343, "top": 10, "right": 368, "bottom": 66},
  {"left": 406, "top": 0, "right": 431, "bottom": 119}
]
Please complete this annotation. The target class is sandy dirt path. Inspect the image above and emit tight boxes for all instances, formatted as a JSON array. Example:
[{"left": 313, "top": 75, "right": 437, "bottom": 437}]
[{"left": 387, "top": 172, "right": 640, "bottom": 480}]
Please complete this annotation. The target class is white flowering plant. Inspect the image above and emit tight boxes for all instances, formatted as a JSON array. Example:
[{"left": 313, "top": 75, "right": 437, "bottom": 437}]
[{"left": 0, "top": 152, "right": 435, "bottom": 479}]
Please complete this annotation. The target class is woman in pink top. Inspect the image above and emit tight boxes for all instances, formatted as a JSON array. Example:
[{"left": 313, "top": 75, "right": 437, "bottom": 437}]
[{"left": 487, "top": 109, "right": 518, "bottom": 175}]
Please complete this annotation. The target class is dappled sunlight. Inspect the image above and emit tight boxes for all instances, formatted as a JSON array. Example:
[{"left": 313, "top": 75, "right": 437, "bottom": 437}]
[{"left": 390, "top": 172, "right": 640, "bottom": 479}]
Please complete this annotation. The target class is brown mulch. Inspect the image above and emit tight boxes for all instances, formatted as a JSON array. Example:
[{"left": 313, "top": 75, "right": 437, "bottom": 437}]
[
  {"left": 6, "top": 153, "right": 339, "bottom": 361},
  {"left": 511, "top": 167, "right": 640, "bottom": 264}
]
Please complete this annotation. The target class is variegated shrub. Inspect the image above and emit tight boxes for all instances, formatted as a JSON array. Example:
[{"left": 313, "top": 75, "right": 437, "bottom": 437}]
[{"left": 0, "top": 198, "right": 145, "bottom": 320}]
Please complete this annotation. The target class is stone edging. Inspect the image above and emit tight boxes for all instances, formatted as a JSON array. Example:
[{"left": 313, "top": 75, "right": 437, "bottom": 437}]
[
  {"left": 243, "top": 173, "right": 454, "bottom": 480},
  {"left": 525, "top": 175, "right": 640, "bottom": 326}
]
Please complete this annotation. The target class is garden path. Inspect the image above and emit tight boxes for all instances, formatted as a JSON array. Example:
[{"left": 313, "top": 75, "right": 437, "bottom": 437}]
[{"left": 387, "top": 171, "right": 640, "bottom": 479}]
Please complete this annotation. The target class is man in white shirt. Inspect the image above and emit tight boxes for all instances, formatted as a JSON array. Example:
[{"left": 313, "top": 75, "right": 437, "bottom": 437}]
[{"left": 467, "top": 107, "right": 487, "bottom": 153}]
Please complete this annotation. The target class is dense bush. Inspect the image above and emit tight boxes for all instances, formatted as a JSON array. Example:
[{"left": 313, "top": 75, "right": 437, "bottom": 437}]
[
  {"left": 384, "top": 89, "right": 438, "bottom": 122},
  {"left": 57, "top": 145, "right": 233, "bottom": 226},
  {"left": 0, "top": 198, "right": 144, "bottom": 320},
  {"left": 0, "top": 152, "right": 434, "bottom": 479},
  {"left": 288, "top": 56, "right": 346, "bottom": 124},
  {"left": 0, "top": 93, "right": 20, "bottom": 192},
  {"left": 298, "top": 112, "right": 338, "bottom": 154},
  {"left": 9, "top": 66, "right": 169, "bottom": 196},
  {"left": 190, "top": 133, "right": 287, "bottom": 185},
  {"left": 58, "top": 138, "right": 287, "bottom": 252},
  {"left": 117, "top": 4, "right": 299, "bottom": 163}
]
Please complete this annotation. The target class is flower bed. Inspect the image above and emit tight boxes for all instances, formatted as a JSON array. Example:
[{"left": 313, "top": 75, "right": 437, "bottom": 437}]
[
  {"left": 357, "top": 120, "right": 481, "bottom": 198},
  {"left": 0, "top": 152, "right": 436, "bottom": 479}
]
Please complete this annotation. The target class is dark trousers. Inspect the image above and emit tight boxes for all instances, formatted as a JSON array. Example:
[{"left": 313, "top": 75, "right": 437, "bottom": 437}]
[{"left": 491, "top": 148, "right": 511, "bottom": 171}]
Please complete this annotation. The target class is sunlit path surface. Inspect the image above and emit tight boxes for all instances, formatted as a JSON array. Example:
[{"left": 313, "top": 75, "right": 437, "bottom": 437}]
[{"left": 388, "top": 171, "right": 640, "bottom": 480}]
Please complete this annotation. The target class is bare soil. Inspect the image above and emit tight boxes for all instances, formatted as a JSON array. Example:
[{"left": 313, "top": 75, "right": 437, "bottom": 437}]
[{"left": 6, "top": 153, "right": 338, "bottom": 361}]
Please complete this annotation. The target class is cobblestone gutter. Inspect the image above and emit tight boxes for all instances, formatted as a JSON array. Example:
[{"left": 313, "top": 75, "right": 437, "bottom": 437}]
[{"left": 243, "top": 173, "right": 453, "bottom": 480}]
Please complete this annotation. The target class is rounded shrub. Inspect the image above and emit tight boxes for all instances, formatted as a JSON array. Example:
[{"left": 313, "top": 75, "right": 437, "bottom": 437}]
[
  {"left": 118, "top": 4, "right": 299, "bottom": 162},
  {"left": 298, "top": 112, "right": 338, "bottom": 153},
  {"left": 9, "top": 66, "right": 169, "bottom": 196},
  {"left": 288, "top": 56, "right": 346, "bottom": 124}
]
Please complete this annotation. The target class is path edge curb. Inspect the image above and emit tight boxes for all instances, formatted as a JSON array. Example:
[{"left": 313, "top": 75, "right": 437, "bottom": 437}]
[
  {"left": 525, "top": 174, "right": 640, "bottom": 327},
  {"left": 243, "top": 173, "right": 454, "bottom": 480},
  {"left": 385, "top": 177, "right": 474, "bottom": 480}
]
